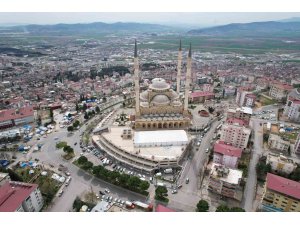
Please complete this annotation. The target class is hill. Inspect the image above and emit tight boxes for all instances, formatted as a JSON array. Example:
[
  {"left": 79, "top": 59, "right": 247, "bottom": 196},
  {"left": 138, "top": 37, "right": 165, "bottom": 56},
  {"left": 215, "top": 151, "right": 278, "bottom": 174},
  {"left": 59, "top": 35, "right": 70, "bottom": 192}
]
[
  {"left": 0, "top": 22, "right": 171, "bottom": 35},
  {"left": 187, "top": 21, "right": 300, "bottom": 37}
]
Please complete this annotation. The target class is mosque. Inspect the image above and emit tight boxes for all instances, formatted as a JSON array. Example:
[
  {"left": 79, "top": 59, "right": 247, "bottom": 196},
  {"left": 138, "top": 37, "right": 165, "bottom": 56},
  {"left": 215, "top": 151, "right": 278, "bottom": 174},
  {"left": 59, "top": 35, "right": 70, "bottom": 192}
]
[
  {"left": 133, "top": 40, "right": 192, "bottom": 130},
  {"left": 92, "top": 40, "right": 193, "bottom": 174}
]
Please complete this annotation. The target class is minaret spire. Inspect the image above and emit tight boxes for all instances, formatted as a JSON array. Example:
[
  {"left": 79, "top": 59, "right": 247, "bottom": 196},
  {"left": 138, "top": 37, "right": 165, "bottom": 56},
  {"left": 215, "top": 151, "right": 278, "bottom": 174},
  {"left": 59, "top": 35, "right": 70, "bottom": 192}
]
[
  {"left": 176, "top": 39, "right": 182, "bottom": 94},
  {"left": 184, "top": 43, "right": 192, "bottom": 113},
  {"left": 134, "top": 40, "right": 140, "bottom": 116}
]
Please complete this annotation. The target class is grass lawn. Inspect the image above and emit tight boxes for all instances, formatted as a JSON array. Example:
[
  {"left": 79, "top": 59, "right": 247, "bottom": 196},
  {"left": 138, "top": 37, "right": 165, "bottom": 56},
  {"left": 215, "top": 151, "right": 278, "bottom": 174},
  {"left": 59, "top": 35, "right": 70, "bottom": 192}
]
[
  {"left": 259, "top": 96, "right": 277, "bottom": 106},
  {"left": 56, "top": 141, "right": 67, "bottom": 149}
]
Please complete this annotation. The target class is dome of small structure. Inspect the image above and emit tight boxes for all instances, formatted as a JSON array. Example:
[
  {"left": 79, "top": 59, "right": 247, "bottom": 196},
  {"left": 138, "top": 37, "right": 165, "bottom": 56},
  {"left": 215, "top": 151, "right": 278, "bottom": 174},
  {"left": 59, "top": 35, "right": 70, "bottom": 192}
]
[
  {"left": 149, "top": 78, "right": 170, "bottom": 90},
  {"left": 151, "top": 94, "right": 170, "bottom": 105},
  {"left": 140, "top": 91, "right": 149, "bottom": 101}
]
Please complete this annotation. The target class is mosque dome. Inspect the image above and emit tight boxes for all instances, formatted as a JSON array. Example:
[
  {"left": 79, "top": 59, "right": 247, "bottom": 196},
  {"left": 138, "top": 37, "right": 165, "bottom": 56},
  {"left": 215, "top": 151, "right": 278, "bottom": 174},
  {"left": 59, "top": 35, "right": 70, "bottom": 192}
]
[
  {"left": 149, "top": 78, "right": 170, "bottom": 91},
  {"left": 151, "top": 94, "right": 170, "bottom": 105},
  {"left": 140, "top": 91, "right": 149, "bottom": 101}
]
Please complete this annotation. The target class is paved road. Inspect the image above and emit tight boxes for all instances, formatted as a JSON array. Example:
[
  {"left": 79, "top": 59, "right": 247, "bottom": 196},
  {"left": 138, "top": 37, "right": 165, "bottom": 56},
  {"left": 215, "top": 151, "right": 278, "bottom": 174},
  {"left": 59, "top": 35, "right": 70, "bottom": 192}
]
[
  {"left": 167, "top": 119, "right": 222, "bottom": 211},
  {"left": 242, "top": 119, "right": 263, "bottom": 211},
  {"left": 25, "top": 100, "right": 148, "bottom": 211}
]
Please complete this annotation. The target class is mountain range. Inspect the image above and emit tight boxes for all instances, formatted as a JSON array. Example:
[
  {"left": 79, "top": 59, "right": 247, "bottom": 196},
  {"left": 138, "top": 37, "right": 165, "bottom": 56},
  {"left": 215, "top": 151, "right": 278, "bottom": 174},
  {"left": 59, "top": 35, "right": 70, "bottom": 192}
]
[{"left": 187, "top": 21, "right": 300, "bottom": 37}]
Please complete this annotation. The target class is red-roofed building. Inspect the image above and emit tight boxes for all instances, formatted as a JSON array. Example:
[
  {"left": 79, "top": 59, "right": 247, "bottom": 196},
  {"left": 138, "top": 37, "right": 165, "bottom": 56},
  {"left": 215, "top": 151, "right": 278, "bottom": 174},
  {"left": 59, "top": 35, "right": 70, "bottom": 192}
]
[
  {"left": 0, "top": 181, "right": 43, "bottom": 212},
  {"left": 155, "top": 204, "right": 176, "bottom": 212},
  {"left": 189, "top": 91, "right": 215, "bottom": 103},
  {"left": 0, "top": 106, "right": 34, "bottom": 130},
  {"left": 213, "top": 141, "right": 242, "bottom": 168},
  {"left": 261, "top": 173, "right": 300, "bottom": 212},
  {"left": 226, "top": 118, "right": 249, "bottom": 127}
]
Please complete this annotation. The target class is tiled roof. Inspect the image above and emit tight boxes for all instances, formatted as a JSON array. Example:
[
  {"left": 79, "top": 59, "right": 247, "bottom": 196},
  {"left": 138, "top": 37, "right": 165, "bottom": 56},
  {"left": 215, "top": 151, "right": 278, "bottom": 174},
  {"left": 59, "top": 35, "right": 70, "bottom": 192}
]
[
  {"left": 214, "top": 142, "right": 242, "bottom": 158},
  {"left": 155, "top": 204, "right": 176, "bottom": 212},
  {"left": 190, "top": 91, "right": 215, "bottom": 98},
  {"left": 266, "top": 173, "right": 300, "bottom": 200},
  {"left": 0, "top": 181, "right": 37, "bottom": 212},
  {"left": 0, "top": 106, "right": 34, "bottom": 123}
]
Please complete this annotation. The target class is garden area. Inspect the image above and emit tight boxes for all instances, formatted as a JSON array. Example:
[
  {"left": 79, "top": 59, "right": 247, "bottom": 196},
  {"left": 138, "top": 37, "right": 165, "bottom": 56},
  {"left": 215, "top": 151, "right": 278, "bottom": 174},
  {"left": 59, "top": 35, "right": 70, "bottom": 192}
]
[
  {"left": 74, "top": 156, "right": 150, "bottom": 196},
  {"left": 238, "top": 152, "right": 251, "bottom": 179},
  {"left": 155, "top": 186, "right": 169, "bottom": 203},
  {"left": 259, "top": 95, "right": 277, "bottom": 106},
  {"left": 114, "top": 112, "right": 130, "bottom": 126}
]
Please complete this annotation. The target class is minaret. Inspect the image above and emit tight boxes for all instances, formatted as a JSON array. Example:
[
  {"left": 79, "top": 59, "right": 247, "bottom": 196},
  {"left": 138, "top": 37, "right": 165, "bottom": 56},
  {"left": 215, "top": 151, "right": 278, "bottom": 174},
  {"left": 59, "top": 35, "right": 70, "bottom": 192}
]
[
  {"left": 134, "top": 40, "right": 140, "bottom": 116},
  {"left": 184, "top": 43, "right": 192, "bottom": 113},
  {"left": 176, "top": 40, "right": 182, "bottom": 94}
]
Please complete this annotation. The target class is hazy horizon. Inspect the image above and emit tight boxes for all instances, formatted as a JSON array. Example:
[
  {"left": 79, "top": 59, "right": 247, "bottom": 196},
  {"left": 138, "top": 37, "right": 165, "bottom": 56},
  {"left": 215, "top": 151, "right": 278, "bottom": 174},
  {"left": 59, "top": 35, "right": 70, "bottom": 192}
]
[{"left": 0, "top": 12, "right": 300, "bottom": 27}]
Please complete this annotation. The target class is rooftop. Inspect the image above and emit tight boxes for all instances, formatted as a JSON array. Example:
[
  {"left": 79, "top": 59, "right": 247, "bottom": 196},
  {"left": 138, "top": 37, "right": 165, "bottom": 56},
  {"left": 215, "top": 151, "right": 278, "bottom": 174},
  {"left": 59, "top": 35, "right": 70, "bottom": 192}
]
[
  {"left": 155, "top": 204, "right": 176, "bottom": 212},
  {"left": 266, "top": 173, "right": 300, "bottom": 200},
  {"left": 0, "top": 181, "right": 37, "bottom": 212},
  {"left": 214, "top": 142, "right": 242, "bottom": 158},
  {"left": 211, "top": 163, "right": 243, "bottom": 185},
  {"left": 0, "top": 106, "right": 34, "bottom": 123},
  {"left": 134, "top": 130, "right": 188, "bottom": 146},
  {"left": 190, "top": 91, "right": 215, "bottom": 98},
  {"left": 99, "top": 127, "right": 188, "bottom": 161}
]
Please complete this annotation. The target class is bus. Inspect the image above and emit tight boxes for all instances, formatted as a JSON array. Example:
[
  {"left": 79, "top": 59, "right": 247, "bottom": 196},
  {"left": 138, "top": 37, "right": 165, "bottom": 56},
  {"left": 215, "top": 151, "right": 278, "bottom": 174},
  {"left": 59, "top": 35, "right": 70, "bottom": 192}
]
[{"left": 133, "top": 201, "right": 153, "bottom": 212}]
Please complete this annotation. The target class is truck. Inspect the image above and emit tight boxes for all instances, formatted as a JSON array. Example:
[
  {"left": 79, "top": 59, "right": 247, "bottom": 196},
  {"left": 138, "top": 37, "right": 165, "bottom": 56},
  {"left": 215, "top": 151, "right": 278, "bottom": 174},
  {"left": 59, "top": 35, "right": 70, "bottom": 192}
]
[
  {"left": 163, "top": 168, "right": 173, "bottom": 174},
  {"left": 133, "top": 201, "right": 153, "bottom": 212},
  {"left": 125, "top": 201, "right": 135, "bottom": 209}
]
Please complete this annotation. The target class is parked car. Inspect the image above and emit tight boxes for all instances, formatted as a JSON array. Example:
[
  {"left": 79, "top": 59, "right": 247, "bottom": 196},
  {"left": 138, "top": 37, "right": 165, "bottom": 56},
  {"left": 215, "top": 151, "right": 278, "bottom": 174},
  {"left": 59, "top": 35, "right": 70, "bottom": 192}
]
[
  {"left": 186, "top": 178, "right": 189, "bottom": 184},
  {"left": 171, "top": 190, "right": 178, "bottom": 194},
  {"left": 104, "top": 188, "right": 110, "bottom": 194}
]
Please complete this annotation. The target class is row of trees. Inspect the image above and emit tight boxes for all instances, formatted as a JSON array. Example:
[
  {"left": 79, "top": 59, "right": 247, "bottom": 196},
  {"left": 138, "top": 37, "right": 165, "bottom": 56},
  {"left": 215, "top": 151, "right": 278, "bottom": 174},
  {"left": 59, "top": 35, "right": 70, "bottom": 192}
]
[
  {"left": 195, "top": 199, "right": 245, "bottom": 212},
  {"left": 256, "top": 156, "right": 272, "bottom": 182},
  {"left": 76, "top": 156, "right": 150, "bottom": 195}
]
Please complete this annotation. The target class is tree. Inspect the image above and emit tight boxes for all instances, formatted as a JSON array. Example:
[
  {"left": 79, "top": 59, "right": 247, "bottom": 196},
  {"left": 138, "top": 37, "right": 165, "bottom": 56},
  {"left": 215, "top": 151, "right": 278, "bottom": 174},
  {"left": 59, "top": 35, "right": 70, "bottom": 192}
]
[
  {"left": 216, "top": 204, "right": 230, "bottom": 212},
  {"left": 263, "top": 133, "right": 269, "bottom": 142},
  {"left": 155, "top": 186, "right": 168, "bottom": 202},
  {"left": 95, "top": 106, "right": 100, "bottom": 114},
  {"left": 139, "top": 180, "right": 150, "bottom": 191},
  {"left": 83, "top": 103, "right": 87, "bottom": 111},
  {"left": 88, "top": 111, "right": 93, "bottom": 117},
  {"left": 82, "top": 161, "right": 93, "bottom": 170},
  {"left": 67, "top": 126, "right": 74, "bottom": 132},
  {"left": 289, "top": 167, "right": 300, "bottom": 181},
  {"left": 196, "top": 200, "right": 209, "bottom": 212},
  {"left": 63, "top": 145, "right": 74, "bottom": 154},
  {"left": 208, "top": 107, "right": 215, "bottom": 114},
  {"left": 76, "top": 103, "right": 79, "bottom": 112},
  {"left": 49, "top": 109, "right": 54, "bottom": 122},
  {"left": 78, "top": 156, "right": 88, "bottom": 165},
  {"left": 84, "top": 112, "right": 89, "bottom": 120},
  {"left": 127, "top": 176, "right": 141, "bottom": 190},
  {"left": 73, "top": 197, "right": 84, "bottom": 212},
  {"left": 73, "top": 120, "right": 80, "bottom": 128},
  {"left": 37, "top": 115, "right": 42, "bottom": 126},
  {"left": 230, "top": 207, "right": 245, "bottom": 212}
]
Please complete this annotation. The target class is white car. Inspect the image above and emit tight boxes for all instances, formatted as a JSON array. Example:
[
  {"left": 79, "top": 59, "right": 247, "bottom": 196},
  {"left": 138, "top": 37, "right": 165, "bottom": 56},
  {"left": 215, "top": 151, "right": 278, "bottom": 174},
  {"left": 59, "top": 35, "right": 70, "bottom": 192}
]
[
  {"left": 205, "top": 148, "right": 209, "bottom": 153},
  {"left": 104, "top": 188, "right": 110, "bottom": 194}
]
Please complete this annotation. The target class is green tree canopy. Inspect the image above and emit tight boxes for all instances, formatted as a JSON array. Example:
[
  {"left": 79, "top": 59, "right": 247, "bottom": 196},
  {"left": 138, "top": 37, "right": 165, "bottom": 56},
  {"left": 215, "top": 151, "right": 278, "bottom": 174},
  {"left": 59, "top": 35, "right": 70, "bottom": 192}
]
[
  {"left": 216, "top": 204, "right": 230, "bottom": 212},
  {"left": 78, "top": 156, "right": 88, "bottom": 165},
  {"left": 196, "top": 200, "right": 209, "bottom": 212}
]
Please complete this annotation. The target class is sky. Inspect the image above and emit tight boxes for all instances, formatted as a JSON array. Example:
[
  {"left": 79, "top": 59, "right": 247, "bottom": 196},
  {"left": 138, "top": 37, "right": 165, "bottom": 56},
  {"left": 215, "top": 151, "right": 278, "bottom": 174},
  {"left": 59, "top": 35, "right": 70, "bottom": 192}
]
[{"left": 0, "top": 12, "right": 300, "bottom": 27}]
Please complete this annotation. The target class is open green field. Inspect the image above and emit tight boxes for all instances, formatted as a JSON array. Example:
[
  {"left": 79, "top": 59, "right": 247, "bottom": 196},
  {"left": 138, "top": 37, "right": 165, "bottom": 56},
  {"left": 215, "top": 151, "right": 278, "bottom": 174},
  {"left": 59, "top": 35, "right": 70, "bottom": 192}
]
[{"left": 139, "top": 35, "right": 300, "bottom": 54}]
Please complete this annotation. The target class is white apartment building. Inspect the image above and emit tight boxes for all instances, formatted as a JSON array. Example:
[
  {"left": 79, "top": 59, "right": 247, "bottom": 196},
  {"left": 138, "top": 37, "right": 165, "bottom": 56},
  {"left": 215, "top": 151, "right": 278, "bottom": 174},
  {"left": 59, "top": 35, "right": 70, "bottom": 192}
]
[
  {"left": 283, "top": 89, "right": 300, "bottom": 123},
  {"left": 267, "top": 154, "right": 297, "bottom": 174},
  {"left": 0, "top": 181, "right": 44, "bottom": 212},
  {"left": 268, "top": 134, "right": 290, "bottom": 152},
  {"left": 220, "top": 123, "right": 251, "bottom": 149}
]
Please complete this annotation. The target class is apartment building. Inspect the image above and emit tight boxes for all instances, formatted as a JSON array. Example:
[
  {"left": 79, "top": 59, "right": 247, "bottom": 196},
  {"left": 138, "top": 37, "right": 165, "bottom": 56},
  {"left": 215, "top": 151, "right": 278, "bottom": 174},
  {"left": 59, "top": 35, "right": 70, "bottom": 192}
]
[
  {"left": 0, "top": 172, "right": 10, "bottom": 187},
  {"left": 189, "top": 91, "right": 215, "bottom": 104},
  {"left": 269, "top": 83, "right": 293, "bottom": 101},
  {"left": 227, "top": 107, "right": 252, "bottom": 125},
  {"left": 0, "top": 181, "right": 43, "bottom": 212},
  {"left": 294, "top": 133, "right": 300, "bottom": 155},
  {"left": 267, "top": 154, "right": 297, "bottom": 175},
  {"left": 0, "top": 106, "right": 34, "bottom": 130},
  {"left": 220, "top": 123, "right": 251, "bottom": 150},
  {"left": 268, "top": 134, "right": 290, "bottom": 152},
  {"left": 283, "top": 88, "right": 300, "bottom": 123},
  {"left": 235, "top": 86, "right": 256, "bottom": 108},
  {"left": 261, "top": 173, "right": 300, "bottom": 212},
  {"left": 213, "top": 141, "right": 242, "bottom": 168},
  {"left": 208, "top": 164, "right": 243, "bottom": 200}
]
